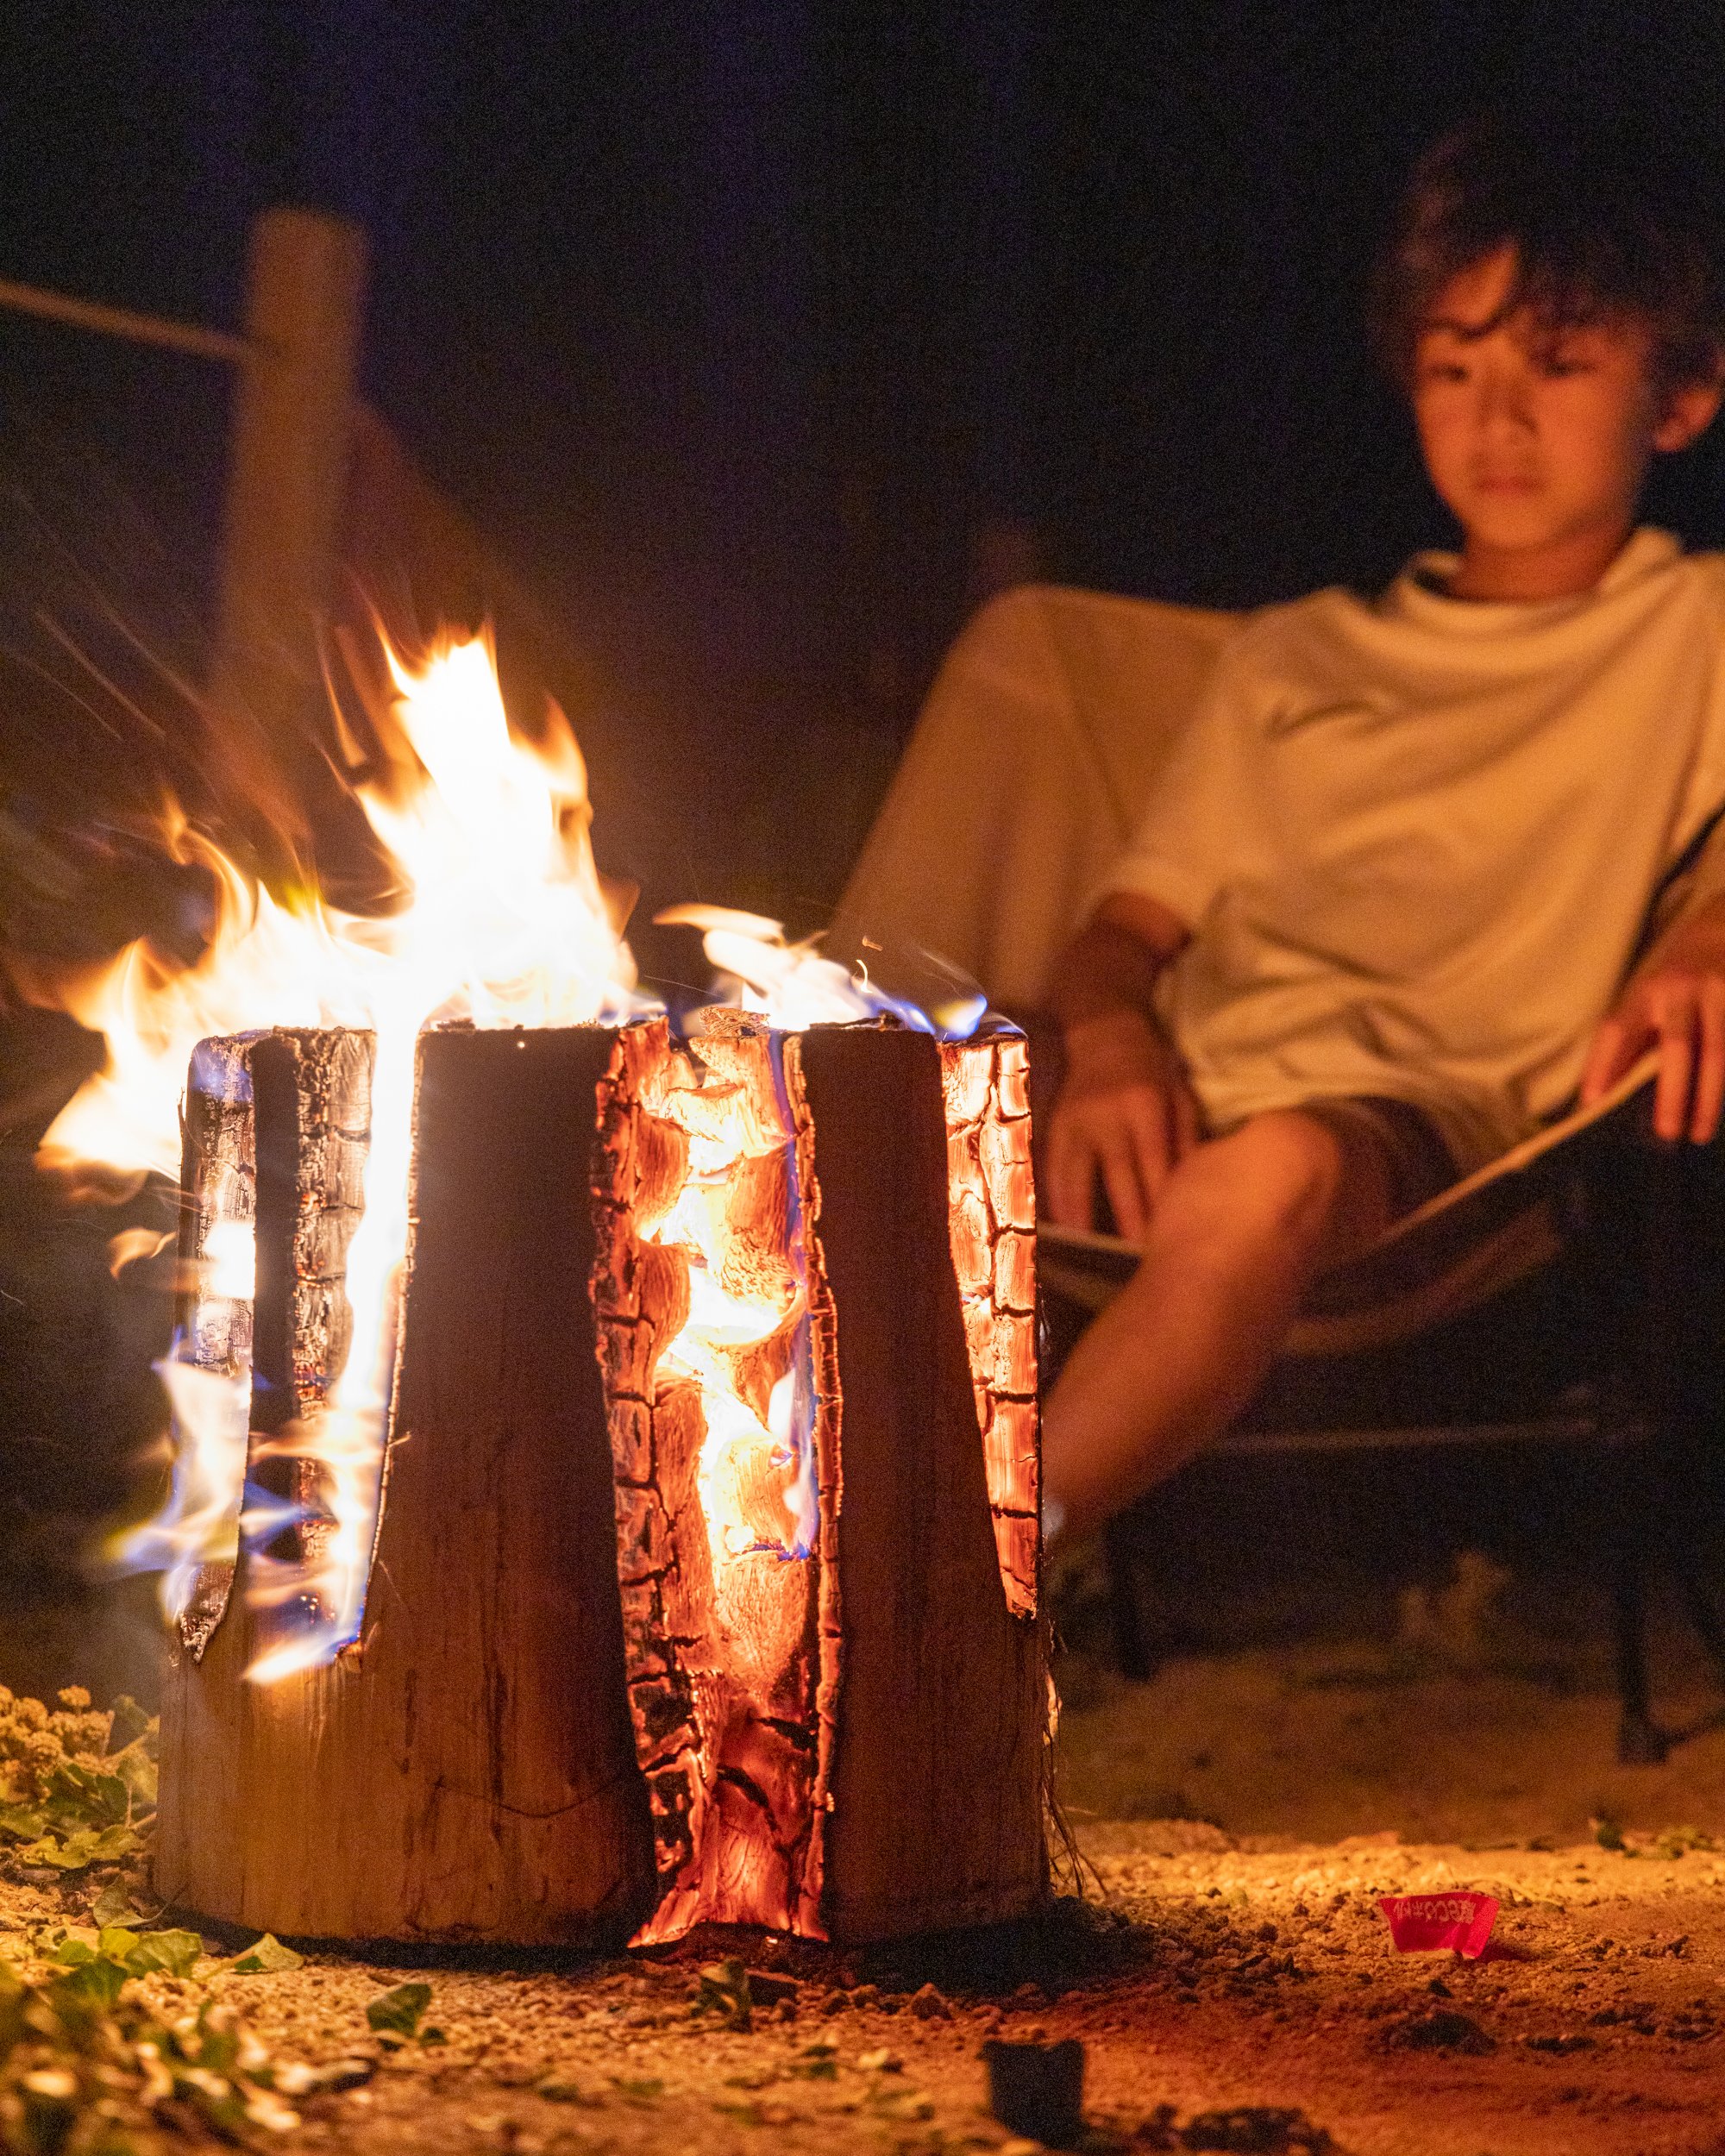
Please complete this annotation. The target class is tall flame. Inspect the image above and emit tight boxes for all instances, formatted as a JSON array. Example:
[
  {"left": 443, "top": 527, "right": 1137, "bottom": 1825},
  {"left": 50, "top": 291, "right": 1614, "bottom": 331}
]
[
  {"left": 41, "top": 631, "right": 649, "bottom": 1680},
  {"left": 26, "top": 635, "right": 988, "bottom": 1688}
]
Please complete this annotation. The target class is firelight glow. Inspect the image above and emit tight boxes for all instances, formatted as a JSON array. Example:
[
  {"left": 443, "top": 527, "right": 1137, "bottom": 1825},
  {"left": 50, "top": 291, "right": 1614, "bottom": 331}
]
[
  {"left": 638, "top": 1022, "right": 821, "bottom": 1567},
  {"left": 43, "top": 632, "right": 982, "bottom": 1690},
  {"left": 656, "top": 902, "right": 988, "bottom": 1039},
  {"left": 89, "top": 632, "right": 649, "bottom": 1680}
]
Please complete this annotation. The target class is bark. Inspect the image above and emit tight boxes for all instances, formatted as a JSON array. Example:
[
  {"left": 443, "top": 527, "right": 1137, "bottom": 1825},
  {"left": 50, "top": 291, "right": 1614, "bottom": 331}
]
[
  {"left": 161, "top": 1018, "right": 1046, "bottom": 1946},
  {"left": 158, "top": 1025, "right": 655, "bottom": 1944}
]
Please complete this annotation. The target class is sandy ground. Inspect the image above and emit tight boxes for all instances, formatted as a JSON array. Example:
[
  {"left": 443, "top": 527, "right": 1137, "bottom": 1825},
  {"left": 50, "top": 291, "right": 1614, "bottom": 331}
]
[
  {"left": 11, "top": 1600, "right": 1725, "bottom": 2155},
  {"left": 10, "top": 1820, "right": 1725, "bottom": 2155}
]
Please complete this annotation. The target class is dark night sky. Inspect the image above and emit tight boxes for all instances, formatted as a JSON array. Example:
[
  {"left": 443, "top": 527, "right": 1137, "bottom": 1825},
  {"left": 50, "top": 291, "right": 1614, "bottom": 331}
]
[{"left": 3, "top": 1, "right": 1725, "bottom": 921}]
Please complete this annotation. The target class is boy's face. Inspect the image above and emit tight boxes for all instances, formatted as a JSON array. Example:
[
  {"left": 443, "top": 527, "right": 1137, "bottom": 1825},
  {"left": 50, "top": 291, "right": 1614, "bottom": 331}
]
[{"left": 1411, "top": 246, "right": 1720, "bottom": 600}]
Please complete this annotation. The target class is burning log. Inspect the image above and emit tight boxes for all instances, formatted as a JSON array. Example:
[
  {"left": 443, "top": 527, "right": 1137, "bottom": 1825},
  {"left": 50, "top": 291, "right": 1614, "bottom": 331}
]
[
  {"left": 158, "top": 1025, "right": 655, "bottom": 1943},
  {"left": 155, "top": 1016, "right": 1045, "bottom": 1946}
]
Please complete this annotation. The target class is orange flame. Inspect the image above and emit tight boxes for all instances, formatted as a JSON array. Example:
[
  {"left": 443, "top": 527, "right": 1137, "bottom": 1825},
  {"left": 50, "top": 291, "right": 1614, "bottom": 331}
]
[{"left": 78, "top": 631, "right": 649, "bottom": 1678}]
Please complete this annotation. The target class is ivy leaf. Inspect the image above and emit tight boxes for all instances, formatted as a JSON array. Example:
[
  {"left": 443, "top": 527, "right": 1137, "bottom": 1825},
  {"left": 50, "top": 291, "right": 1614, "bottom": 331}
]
[
  {"left": 88, "top": 1879, "right": 139, "bottom": 1931},
  {"left": 16, "top": 1824, "right": 141, "bottom": 1871},
  {"left": 0, "top": 1805, "right": 45, "bottom": 1841},
  {"left": 41, "top": 1764, "right": 130, "bottom": 1831},
  {"left": 124, "top": 1930, "right": 203, "bottom": 1979},
  {"left": 365, "top": 1981, "right": 432, "bottom": 2042},
  {"left": 229, "top": 1934, "right": 304, "bottom": 1976},
  {"left": 107, "top": 1739, "right": 158, "bottom": 1814}
]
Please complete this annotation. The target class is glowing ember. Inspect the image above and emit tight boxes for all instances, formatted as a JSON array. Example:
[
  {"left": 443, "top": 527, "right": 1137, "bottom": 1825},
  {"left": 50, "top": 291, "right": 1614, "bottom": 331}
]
[
  {"left": 940, "top": 1034, "right": 1038, "bottom": 1614},
  {"left": 593, "top": 1014, "right": 837, "bottom": 1940}
]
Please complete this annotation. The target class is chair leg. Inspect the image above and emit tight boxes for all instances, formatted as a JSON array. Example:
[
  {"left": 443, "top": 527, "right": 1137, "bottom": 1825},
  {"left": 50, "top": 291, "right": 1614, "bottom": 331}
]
[
  {"left": 1101, "top": 1514, "right": 1155, "bottom": 1682},
  {"left": 1604, "top": 1432, "right": 1673, "bottom": 1768},
  {"left": 1611, "top": 1512, "right": 1669, "bottom": 1766},
  {"left": 1672, "top": 1563, "right": 1725, "bottom": 1694}
]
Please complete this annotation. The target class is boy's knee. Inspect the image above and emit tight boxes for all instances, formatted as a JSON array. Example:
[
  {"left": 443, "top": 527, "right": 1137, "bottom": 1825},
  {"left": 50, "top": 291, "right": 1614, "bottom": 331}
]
[{"left": 1172, "top": 1110, "right": 1345, "bottom": 1251}]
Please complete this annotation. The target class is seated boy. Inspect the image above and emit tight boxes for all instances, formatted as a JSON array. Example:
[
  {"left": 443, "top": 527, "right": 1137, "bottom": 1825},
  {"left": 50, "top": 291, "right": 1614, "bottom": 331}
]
[{"left": 1041, "top": 115, "right": 1725, "bottom": 1544}]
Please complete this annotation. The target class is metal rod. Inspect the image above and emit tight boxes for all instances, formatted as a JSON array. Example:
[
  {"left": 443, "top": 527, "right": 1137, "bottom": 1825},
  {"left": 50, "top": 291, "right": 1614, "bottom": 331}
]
[{"left": 0, "top": 273, "right": 249, "bottom": 366}]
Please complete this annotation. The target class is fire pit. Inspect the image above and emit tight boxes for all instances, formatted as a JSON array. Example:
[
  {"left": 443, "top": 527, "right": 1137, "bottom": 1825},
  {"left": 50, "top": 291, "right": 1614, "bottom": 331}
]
[
  {"left": 30, "top": 631, "right": 1048, "bottom": 1946},
  {"left": 155, "top": 1013, "right": 1044, "bottom": 1946}
]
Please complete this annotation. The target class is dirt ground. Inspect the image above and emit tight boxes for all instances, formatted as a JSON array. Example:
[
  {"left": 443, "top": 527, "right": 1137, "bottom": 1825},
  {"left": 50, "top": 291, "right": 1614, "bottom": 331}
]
[{"left": 12, "top": 1583, "right": 1725, "bottom": 2156}]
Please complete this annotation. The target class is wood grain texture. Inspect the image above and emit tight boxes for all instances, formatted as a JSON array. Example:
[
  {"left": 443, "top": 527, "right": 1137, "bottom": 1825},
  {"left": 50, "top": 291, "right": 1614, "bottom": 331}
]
[
  {"left": 159, "top": 1025, "right": 656, "bottom": 1943},
  {"left": 794, "top": 1025, "right": 1048, "bottom": 1940}
]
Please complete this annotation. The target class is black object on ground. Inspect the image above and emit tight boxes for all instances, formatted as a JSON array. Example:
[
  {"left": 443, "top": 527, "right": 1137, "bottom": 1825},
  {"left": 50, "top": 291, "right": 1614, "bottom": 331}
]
[{"left": 982, "top": 2035, "right": 1084, "bottom": 2146}]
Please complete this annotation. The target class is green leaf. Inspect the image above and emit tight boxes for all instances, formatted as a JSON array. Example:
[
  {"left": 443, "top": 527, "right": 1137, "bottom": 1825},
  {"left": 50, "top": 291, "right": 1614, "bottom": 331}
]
[
  {"left": 16, "top": 1825, "right": 141, "bottom": 1872},
  {"left": 192, "top": 2012, "right": 241, "bottom": 2078},
  {"left": 107, "top": 1741, "right": 158, "bottom": 1814},
  {"left": 88, "top": 1880, "right": 139, "bottom": 1932},
  {"left": 365, "top": 1981, "right": 432, "bottom": 2040},
  {"left": 42, "top": 1764, "right": 130, "bottom": 1831},
  {"left": 0, "top": 1804, "right": 45, "bottom": 1841},
  {"left": 48, "top": 1956, "right": 128, "bottom": 2011},
  {"left": 123, "top": 1930, "right": 203, "bottom": 1979},
  {"left": 229, "top": 1934, "right": 304, "bottom": 1976},
  {"left": 105, "top": 1695, "right": 152, "bottom": 1753},
  {"left": 0, "top": 1960, "right": 29, "bottom": 2065}
]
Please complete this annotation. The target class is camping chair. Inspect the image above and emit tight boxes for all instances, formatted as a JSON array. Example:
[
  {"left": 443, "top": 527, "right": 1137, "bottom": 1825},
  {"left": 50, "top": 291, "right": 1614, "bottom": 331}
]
[{"left": 829, "top": 582, "right": 1725, "bottom": 1766}]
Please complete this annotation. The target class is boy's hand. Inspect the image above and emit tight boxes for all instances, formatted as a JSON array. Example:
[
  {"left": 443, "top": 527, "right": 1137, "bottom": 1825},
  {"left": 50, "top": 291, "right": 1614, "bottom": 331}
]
[
  {"left": 1582, "top": 912, "right": 1725, "bottom": 1143},
  {"left": 1046, "top": 1008, "right": 1201, "bottom": 1242}
]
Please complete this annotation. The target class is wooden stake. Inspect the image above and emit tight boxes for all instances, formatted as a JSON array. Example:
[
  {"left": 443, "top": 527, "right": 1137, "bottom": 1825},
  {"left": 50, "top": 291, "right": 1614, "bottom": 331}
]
[{"left": 207, "top": 209, "right": 368, "bottom": 866}]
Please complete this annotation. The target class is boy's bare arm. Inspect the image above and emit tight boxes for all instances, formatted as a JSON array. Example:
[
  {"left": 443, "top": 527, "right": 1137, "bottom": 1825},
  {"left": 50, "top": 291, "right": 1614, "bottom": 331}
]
[
  {"left": 1581, "top": 890, "right": 1725, "bottom": 1142},
  {"left": 1045, "top": 892, "right": 1198, "bottom": 1239}
]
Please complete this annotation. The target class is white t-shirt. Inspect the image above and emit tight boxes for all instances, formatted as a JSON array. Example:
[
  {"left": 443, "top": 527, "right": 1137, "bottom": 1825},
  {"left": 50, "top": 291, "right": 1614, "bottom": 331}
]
[{"left": 1101, "top": 529, "right": 1725, "bottom": 1169}]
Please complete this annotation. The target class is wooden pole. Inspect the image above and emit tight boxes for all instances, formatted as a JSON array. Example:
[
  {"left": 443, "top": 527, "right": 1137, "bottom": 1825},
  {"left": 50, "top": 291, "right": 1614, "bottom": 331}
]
[{"left": 207, "top": 209, "right": 368, "bottom": 868}]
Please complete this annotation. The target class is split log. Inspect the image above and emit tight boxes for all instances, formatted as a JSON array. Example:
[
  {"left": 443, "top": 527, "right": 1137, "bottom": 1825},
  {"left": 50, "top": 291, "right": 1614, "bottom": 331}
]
[
  {"left": 160, "top": 1018, "right": 1046, "bottom": 1945},
  {"left": 593, "top": 1018, "right": 1046, "bottom": 1943},
  {"left": 158, "top": 1024, "right": 655, "bottom": 1944},
  {"left": 794, "top": 1025, "right": 1045, "bottom": 1939}
]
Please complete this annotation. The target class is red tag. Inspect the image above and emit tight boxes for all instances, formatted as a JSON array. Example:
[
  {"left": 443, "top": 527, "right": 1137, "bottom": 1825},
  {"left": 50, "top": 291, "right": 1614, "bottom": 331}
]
[{"left": 1378, "top": 1891, "right": 1499, "bottom": 1959}]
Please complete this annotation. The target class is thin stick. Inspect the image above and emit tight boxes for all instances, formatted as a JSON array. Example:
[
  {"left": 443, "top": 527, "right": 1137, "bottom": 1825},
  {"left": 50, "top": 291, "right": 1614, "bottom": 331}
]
[{"left": 0, "top": 274, "right": 249, "bottom": 366}]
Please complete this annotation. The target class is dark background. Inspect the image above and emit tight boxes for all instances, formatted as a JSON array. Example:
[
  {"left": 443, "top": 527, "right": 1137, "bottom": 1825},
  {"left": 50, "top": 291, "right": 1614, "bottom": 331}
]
[
  {"left": 4, "top": 1, "right": 1725, "bottom": 930},
  {"left": 3, "top": 1, "right": 1725, "bottom": 1691}
]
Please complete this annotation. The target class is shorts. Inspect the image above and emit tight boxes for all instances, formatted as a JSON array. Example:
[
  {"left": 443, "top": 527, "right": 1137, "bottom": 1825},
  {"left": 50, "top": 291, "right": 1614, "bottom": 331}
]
[{"left": 1292, "top": 1094, "right": 1461, "bottom": 1224}]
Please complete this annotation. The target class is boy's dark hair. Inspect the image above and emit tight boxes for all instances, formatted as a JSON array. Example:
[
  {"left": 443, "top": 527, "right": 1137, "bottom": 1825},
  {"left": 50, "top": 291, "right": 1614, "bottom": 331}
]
[{"left": 1372, "top": 112, "right": 1725, "bottom": 401}]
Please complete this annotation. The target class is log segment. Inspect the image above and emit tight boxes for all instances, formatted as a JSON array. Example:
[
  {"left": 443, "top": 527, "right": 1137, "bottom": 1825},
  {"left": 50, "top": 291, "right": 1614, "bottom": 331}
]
[
  {"left": 591, "top": 1017, "right": 837, "bottom": 1941},
  {"left": 157, "top": 1025, "right": 656, "bottom": 1943},
  {"left": 160, "top": 1017, "right": 1045, "bottom": 1945},
  {"left": 168, "top": 1034, "right": 257, "bottom": 1657},
  {"left": 794, "top": 1025, "right": 1047, "bottom": 1940},
  {"left": 940, "top": 1032, "right": 1038, "bottom": 1615}
]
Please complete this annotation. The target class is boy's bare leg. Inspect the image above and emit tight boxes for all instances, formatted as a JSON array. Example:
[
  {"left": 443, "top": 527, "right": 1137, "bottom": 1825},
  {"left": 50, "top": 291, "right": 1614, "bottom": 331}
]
[{"left": 1041, "top": 1107, "right": 1402, "bottom": 1543}]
